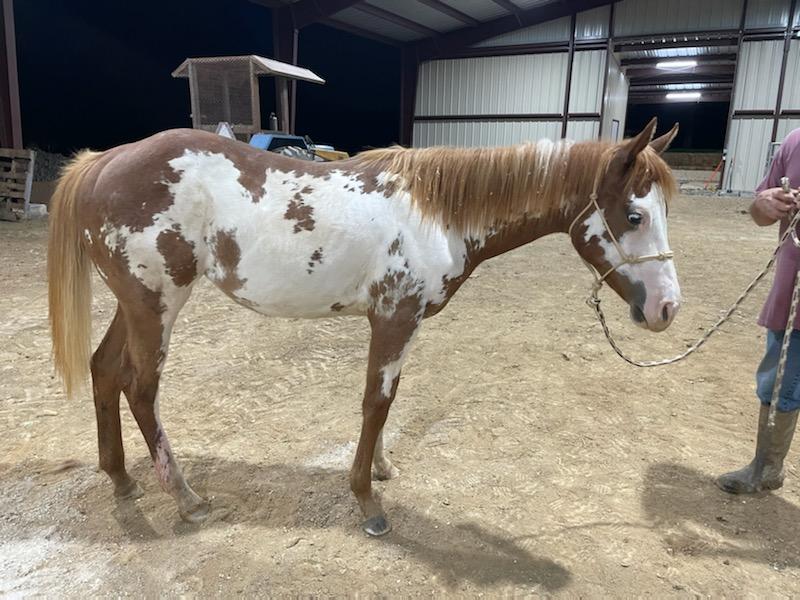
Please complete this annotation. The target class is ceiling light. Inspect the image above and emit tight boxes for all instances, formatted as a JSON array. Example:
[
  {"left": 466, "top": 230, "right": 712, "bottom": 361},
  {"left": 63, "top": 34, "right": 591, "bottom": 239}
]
[
  {"left": 656, "top": 60, "right": 698, "bottom": 69},
  {"left": 666, "top": 91, "right": 702, "bottom": 100}
]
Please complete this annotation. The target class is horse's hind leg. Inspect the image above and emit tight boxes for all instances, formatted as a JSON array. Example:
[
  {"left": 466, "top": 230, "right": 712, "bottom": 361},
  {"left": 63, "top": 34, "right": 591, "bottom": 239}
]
[
  {"left": 121, "top": 288, "right": 209, "bottom": 523},
  {"left": 91, "top": 306, "right": 142, "bottom": 499}
]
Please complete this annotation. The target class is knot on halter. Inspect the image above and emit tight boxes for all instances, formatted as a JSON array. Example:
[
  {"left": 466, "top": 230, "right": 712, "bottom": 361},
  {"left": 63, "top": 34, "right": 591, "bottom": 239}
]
[{"left": 589, "top": 192, "right": 598, "bottom": 201}]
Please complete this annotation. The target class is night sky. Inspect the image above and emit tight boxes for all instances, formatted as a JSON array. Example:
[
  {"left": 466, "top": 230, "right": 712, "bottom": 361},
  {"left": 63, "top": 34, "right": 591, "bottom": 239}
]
[{"left": 14, "top": 0, "right": 401, "bottom": 155}]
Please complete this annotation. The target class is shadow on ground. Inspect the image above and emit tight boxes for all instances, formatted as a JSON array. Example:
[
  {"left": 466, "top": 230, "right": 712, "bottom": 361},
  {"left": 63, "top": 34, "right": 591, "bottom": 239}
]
[
  {"left": 641, "top": 462, "right": 800, "bottom": 569},
  {"left": 0, "top": 456, "right": 570, "bottom": 591}
]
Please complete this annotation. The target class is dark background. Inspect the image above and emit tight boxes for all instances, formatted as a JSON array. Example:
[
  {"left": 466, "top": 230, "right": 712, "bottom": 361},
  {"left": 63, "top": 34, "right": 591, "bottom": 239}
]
[
  {"left": 625, "top": 102, "right": 730, "bottom": 151},
  {"left": 14, "top": 0, "right": 401, "bottom": 155}
]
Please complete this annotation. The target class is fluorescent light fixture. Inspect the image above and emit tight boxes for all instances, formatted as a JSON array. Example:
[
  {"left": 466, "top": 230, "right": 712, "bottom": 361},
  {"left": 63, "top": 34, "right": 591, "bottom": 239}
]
[
  {"left": 656, "top": 60, "right": 698, "bottom": 69},
  {"left": 666, "top": 91, "right": 702, "bottom": 100}
]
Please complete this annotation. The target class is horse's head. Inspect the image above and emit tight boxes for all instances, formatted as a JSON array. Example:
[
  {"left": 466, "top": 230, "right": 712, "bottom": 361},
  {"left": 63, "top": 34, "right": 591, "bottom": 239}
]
[{"left": 570, "top": 118, "right": 681, "bottom": 333}]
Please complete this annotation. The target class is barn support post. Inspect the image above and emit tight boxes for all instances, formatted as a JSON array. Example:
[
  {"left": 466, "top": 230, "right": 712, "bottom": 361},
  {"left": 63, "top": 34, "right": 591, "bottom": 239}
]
[
  {"left": 771, "top": 0, "right": 798, "bottom": 143},
  {"left": 598, "top": 3, "right": 614, "bottom": 139},
  {"left": 0, "top": 0, "right": 22, "bottom": 149},
  {"left": 272, "top": 6, "right": 298, "bottom": 134},
  {"left": 561, "top": 12, "right": 577, "bottom": 139},
  {"left": 718, "top": 0, "right": 749, "bottom": 191},
  {"left": 399, "top": 46, "right": 418, "bottom": 146}
]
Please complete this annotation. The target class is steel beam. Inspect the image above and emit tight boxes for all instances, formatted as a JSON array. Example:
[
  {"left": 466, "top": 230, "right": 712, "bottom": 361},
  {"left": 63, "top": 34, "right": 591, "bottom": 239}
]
[
  {"left": 412, "top": 0, "right": 619, "bottom": 60},
  {"left": 399, "top": 46, "right": 418, "bottom": 146}
]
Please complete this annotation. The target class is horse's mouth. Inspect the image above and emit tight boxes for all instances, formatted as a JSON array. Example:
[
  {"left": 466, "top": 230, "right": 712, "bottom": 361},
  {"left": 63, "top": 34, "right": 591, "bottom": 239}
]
[{"left": 630, "top": 303, "right": 647, "bottom": 326}]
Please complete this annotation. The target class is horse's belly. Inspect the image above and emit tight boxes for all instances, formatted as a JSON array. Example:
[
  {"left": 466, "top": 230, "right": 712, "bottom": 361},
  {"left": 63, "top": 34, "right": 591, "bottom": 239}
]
[{"left": 208, "top": 226, "right": 376, "bottom": 318}]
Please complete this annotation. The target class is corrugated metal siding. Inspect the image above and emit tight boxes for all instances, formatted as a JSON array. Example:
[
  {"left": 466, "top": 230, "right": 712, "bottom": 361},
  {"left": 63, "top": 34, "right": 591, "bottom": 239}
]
[
  {"left": 415, "top": 54, "right": 568, "bottom": 116},
  {"left": 413, "top": 120, "right": 563, "bottom": 147},
  {"left": 566, "top": 120, "right": 600, "bottom": 141},
  {"left": 569, "top": 51, "right": 606, "bottom": 113},
  {"left": 777, "top": 118, "right": 800, "bottom": 142},
  {"left": 475, "top": 16, "right": 571, "bottom": 46},
  {"left": 613, "top": 0, "right": 743, "bottom": 36},
  {"left": 744, "top": 0, "right": 791, "bottom": 29},
  {"left": 601, "top": 54, "right": 628, "bottom": 140},
  {"left": 781, "top": 40, "right": 800, "bottom": 110},
  {"left": 438, "top": 0, "right": 509, "bottom": 21},
  {"left": 733, "top": 40, "right": 783, "bottom": 110},
  {"left": 726, "top": 118, "right": 773, "bottom": 191},
  {"left": 576, "top": 5, "right": 610, "bottom": 40},
  {"left": 332, "top": 7, "right": 423, "bottom": 41},
  {"left": 364, "top": 0, "right": 464, "bottom": 33}
]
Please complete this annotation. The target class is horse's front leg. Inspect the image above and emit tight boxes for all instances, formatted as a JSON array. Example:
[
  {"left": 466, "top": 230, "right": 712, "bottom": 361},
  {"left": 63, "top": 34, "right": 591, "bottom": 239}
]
[{"left": 350, "top": 297, "right": 422, "bottom": 536}]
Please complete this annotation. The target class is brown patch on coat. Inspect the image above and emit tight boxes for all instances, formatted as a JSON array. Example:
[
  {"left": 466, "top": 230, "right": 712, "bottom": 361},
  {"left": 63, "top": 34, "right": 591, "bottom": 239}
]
[
  {"left": 211, "top": 229, "right": 246, "bottom": 292},
  {"left": 387, "top": 237, "right": 402, "bottom": 256},
  {"left": 330, "top": 302, "right": 346, "bottom": 312},
  {"left": 284, "top": 193, "right": 315, "bottom": 233},
  {"left": 352, "top": 165, "right": 398, "bottom": 197},
  {"left": 236, "top": 164, "right": 269, "bottom": 203},
  {"left": 307, "top": 247, "right": 324, "bottom": 274},
  {"left": 156, "top": 226, "right": 197, "bottom": 287}
]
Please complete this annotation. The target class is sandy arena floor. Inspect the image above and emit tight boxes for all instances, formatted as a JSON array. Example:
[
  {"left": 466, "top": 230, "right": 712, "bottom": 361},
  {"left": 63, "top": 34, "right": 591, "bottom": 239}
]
[{"left": 2, "top": 195, "right": 800, "bottom": 597}]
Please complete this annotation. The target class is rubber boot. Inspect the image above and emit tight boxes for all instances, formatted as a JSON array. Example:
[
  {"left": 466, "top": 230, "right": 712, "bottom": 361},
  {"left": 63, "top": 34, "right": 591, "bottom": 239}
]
[{"left": 716, "top": 405, "right": 798, "bottom": 494}]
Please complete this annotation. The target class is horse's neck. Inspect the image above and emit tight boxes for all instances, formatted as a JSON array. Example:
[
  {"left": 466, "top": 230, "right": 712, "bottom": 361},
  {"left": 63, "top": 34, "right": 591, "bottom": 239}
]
[{"left": 469, "top": 210, "right": 568, "bottom": 264}]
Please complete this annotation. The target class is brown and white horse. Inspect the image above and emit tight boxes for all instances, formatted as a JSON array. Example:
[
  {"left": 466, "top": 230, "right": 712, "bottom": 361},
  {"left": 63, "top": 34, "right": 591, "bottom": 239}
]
[{"left": 48, "top": 118, "right": 680, "bottom": 536}]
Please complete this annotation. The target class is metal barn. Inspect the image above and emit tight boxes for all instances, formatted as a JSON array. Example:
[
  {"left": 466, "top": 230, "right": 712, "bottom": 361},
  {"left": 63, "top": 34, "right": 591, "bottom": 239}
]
[
  {"left": 2, "top": 0, "right": 799, "bottom": 193},
  {"left": 254, "top": 0, "right": 800, "bottom": 193}
]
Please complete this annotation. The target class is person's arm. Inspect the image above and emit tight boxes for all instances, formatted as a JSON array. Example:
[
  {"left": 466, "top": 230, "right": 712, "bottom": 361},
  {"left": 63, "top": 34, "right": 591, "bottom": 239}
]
[
  {"left": 750, "top": 186, "right": 798, "bottom": 226},
  {"left": 750, "top": 142, "right": 797, "bottom": 226}
]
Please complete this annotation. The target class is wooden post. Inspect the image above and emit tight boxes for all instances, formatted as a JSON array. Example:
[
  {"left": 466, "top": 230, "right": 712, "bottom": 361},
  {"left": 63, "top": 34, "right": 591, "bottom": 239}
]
[
  {"left": 187, "top": 62, "right": 201, "bottom": 129},
  {"left": 273, "top": 6, "right": 298, "bottom": 134},
  {"left": 250, "top": 60, "right": 261, "bottom": 133},
  {"left": 276, "top": 77, "right": 290, "bottom": 133},
  {"left": 0, "top": 0, "right": 22, "bottom": 149}
]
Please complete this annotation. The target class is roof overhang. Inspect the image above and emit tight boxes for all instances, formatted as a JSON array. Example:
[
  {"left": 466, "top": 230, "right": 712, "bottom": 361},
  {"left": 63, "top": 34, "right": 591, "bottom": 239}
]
[{"left": 172, "top": 55, "right": 325, "bottom": 84}]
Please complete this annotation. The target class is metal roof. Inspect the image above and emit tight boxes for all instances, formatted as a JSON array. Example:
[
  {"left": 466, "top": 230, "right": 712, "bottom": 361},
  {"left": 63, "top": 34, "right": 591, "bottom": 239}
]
[
  {"left": 254, "top": 0, "right": 612, "bottom": 49},
  {"left": 171, "top": 55, "right": 325, "bottom": 84}
]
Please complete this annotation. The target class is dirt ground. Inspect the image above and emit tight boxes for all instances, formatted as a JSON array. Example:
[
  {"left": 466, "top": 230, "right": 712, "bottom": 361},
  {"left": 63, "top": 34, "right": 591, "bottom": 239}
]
[{"left": 3, "top": 195, "right": 800, "bottom": 598}]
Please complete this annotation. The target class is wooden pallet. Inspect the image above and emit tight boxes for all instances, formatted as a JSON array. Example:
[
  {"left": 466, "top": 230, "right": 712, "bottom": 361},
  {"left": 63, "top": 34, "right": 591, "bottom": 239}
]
[{"left": 0, "top": 148, "right": 36, "bottom": 221}]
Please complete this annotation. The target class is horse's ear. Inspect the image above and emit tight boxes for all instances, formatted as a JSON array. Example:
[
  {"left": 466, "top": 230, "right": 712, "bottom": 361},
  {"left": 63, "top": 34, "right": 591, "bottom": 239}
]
[
  {"left": 650, "top": 122, "right": 680, "bottom": 154},
  {"left": 619, "top": 117, "right": 658, "bottom": 168}
]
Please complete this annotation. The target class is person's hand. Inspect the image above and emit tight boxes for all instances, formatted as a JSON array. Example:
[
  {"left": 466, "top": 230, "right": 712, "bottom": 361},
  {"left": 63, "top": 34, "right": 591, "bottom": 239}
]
[{"left": 751, "top": 186, "right": 800, "bottom": 225}]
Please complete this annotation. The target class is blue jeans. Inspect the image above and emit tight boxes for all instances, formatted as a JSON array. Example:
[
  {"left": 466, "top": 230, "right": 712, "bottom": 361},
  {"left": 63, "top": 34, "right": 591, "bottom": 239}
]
[{"left": 757, "top": 329, "right": 800, "bottom": 412}]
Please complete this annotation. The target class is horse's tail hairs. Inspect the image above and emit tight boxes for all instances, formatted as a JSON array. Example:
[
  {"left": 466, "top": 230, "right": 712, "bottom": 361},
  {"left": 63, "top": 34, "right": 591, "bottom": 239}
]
[{"left": 48, "top": 149, "right": 103, "bottom": 399}]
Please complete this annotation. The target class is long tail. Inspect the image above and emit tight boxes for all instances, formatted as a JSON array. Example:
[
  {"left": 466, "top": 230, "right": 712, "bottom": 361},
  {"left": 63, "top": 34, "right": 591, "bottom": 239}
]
[{"left": 48, "top": 150, "right": 103, "bottom": 398}]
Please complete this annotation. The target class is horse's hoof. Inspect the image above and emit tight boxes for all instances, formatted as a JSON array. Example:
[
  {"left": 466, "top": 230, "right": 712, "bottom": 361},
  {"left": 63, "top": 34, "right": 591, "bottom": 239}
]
[
  {"left": 114, "top": 479, "right": 144, "bottom": 500},
  {"left": 179, "top": 499, "right": 210, "bottom": 524},
  {"left": 362, "top": 515, "right": 392, "bottom": 537},
  {"left": 372, "top": 463, "right": 400, "bottom": 481}
]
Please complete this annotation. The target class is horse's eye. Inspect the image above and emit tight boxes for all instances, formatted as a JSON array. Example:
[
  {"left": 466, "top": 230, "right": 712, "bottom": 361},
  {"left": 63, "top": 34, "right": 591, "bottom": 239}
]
[{"left": 627, "top": 212, "right": 643, "bottom": 226}]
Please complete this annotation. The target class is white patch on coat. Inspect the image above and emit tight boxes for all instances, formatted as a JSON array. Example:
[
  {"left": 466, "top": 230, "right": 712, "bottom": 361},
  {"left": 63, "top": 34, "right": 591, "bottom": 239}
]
[
  {"left": 581, "top": 185, "right": 680, "bottom": 325},
  {"left": 379, "top": 325, "right": 421, "bottom": 398},
  {"left": 158, "top": 150, "right": 475, "bottom": 319}
]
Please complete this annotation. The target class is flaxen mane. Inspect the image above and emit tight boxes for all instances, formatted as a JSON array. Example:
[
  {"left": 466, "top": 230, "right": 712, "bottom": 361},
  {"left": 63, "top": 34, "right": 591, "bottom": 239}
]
[{"left": 355, "top": 141, "right": 677, "bottom": 232}]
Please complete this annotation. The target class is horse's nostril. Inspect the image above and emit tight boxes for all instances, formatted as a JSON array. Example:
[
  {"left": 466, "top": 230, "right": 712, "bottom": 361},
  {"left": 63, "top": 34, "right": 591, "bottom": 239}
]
[{"left": 662, "top": 305, "right": 670, "bottom": 322}]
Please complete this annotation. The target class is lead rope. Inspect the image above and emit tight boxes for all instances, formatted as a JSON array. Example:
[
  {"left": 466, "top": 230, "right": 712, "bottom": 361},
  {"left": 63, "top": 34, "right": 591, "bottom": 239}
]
[{"left": 585, "top": 179, "right": 800, "bottom": 369}]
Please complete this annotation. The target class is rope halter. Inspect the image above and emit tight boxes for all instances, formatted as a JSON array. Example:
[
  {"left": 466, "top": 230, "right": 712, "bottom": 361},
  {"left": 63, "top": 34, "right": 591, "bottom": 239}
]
[{"left": 566, "top": 162, "right": 674, "bottom": 304}]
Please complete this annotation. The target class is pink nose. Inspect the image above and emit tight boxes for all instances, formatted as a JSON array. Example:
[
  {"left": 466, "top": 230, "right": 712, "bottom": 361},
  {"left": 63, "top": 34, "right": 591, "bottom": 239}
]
[{"left": 659, "top": 300, "right": 680, "bottom": 325}]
